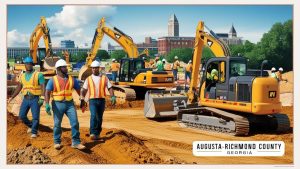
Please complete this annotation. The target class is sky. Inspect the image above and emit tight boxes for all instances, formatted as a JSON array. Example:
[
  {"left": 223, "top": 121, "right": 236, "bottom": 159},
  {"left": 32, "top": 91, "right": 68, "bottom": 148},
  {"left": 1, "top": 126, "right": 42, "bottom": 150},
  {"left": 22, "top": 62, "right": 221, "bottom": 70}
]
[{"left": 7, "top": 5, "right": 293, "bottom": 48}]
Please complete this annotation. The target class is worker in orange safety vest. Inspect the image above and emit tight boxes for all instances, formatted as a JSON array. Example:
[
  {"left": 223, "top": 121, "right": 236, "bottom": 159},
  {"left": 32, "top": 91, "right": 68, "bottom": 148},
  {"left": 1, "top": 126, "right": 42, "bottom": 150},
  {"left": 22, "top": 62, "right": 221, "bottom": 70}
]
[
  {"left": 45, "top": 59, "right": 85, "bottom": 150},
  {"left": 80, "top": 60, "right": 116, "bottom": 141}
]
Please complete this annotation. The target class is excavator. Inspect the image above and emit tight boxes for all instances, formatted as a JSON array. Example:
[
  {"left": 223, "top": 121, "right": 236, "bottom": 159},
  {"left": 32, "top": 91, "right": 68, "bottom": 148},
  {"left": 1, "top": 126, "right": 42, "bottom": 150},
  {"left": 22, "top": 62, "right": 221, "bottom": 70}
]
[
  {"left": 13, "top": 16, "right": 60, "bottom": 77},
  {"left": 78, "top": 17, "right": 174, "bottom": 100},
  {"left": 144, "top": 21, "right": 290, "bottom": 136}
]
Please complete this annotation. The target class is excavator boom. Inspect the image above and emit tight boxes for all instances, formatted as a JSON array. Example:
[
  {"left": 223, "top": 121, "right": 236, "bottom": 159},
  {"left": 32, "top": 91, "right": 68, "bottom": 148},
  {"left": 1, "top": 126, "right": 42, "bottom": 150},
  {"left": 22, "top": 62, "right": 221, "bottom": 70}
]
[{"left": 78, "top": 17, "right": 145, "bottom": 81}]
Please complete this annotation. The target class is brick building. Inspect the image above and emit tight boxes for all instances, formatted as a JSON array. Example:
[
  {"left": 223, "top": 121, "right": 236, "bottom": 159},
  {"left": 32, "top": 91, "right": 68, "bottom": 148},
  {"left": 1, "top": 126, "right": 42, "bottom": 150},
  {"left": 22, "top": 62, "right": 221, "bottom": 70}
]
[{"left": 157, "top": 37, "right": 194, "bottom": 55}]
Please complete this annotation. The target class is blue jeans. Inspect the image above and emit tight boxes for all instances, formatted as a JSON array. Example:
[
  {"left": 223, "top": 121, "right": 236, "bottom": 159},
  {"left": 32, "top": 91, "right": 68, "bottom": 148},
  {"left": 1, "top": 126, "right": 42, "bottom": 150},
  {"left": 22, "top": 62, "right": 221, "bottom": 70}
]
[
  {"left": 172, "top": 69, "right": 178, "bottom": 81},
  {"left": 112, "top": 71, "right": 117, "bottom": 82},
  {"left": 19, "top": 96, "right": 40, "bottom": 134},
  {"left": 185, "top": 72, "right": 191, "bottom": 81},
  {"left": 89, "top": 98, "right": 105, "bottom": 136},
  {"left": 52, "top": 101, "right": 81, "bottom": 145}
]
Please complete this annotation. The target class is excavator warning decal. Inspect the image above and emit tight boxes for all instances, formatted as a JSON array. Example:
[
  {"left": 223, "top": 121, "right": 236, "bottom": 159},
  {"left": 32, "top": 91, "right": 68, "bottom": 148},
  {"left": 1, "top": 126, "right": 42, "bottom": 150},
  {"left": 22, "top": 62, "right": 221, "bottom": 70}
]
[
  {"left": 115, "top": 34, "right": 121, "bottom": 39},
  {"left": 207, "top": 40, "right": 213, "bottom": 47},
  {"left": 269, "top": 91, "right": 276, "bottom": 98}
]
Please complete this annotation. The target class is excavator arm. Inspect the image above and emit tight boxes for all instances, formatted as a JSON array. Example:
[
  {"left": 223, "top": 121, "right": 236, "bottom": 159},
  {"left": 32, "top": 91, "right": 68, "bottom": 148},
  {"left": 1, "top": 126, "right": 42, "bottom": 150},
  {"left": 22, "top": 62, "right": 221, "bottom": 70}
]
[
  {"left": 188, "top": 21, "right": 230, "bottom": 103},
  {"left": 79, "top": 17, "right": 146, "bottom": 80},
  {"left": 29, "top": 16, "right": 53, "bottom": 64}
]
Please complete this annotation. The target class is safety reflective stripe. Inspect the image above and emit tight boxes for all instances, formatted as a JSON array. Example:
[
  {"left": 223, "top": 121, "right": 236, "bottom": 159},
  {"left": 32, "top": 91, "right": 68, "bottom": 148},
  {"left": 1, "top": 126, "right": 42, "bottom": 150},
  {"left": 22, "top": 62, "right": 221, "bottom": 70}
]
[
  {"left": 87, "top": 75, "right": 107, "bottom": 99},
  {"left": 99, "top": 76, "right": 106, "bottom": 98},
  {"left": 52, "top": 75, "right": 74, "bottom": 101},
  {"left": 88, "top": 76, "right": 96, "bottom": 98},
  {"left": 21, "top": 71, "right": 42, "bottom": 95}
]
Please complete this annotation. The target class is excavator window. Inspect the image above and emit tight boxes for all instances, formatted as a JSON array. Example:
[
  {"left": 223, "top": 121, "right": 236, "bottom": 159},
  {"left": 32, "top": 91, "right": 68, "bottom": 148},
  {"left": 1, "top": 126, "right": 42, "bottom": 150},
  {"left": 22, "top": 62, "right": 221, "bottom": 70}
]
[{"left": 230, "top": 61, "right": 246, "bottom": 77}]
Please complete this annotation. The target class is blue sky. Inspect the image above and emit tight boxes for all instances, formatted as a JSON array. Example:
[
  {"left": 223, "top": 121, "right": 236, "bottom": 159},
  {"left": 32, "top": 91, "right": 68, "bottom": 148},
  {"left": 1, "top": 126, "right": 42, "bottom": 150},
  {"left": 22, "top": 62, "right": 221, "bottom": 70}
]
[{"left": 7, "top": 5, "right": 292, "bottom": 47}]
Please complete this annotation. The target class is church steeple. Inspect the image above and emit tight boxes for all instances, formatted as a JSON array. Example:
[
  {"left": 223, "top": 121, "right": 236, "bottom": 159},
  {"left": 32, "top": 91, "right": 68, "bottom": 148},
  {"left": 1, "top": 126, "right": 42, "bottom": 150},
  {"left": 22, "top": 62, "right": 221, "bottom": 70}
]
[{"left": 229, "top": 24, "right": 237, "bottom": 38}]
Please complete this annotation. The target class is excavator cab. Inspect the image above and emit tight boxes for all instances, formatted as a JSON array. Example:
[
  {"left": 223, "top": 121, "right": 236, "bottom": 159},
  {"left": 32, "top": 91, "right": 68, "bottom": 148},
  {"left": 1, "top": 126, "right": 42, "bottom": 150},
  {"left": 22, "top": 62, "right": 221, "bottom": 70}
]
[
  {"left": 202, "top": 57, "right": 247, "bottom": 100},
  {"left": 119, "top": 58, "right": 145, "bottom": 82}
]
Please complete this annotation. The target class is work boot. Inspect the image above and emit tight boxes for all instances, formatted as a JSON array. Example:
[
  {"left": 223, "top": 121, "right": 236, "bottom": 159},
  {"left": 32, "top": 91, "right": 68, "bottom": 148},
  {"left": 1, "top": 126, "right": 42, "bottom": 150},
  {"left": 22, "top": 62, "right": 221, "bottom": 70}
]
[
  {"left": 31, "top": 134, "right": 37, "bottom": 138},
  {"left": 27, "top": 128, "right": 32, "bottom": 134},
  {"left": 72, "top": 143, "right": 86, "bottom": 150},
  {"left": 90, "top": 134, "right": 100, "bottom": 140},
  {"left": 54, "top": 144, "right": 62, "bottom": 150}
]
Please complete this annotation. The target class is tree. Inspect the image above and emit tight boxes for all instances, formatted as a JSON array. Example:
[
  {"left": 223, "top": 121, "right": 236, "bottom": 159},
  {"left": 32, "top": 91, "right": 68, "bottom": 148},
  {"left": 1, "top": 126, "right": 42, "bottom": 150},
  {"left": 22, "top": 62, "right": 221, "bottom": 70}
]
[
  {"left": 71, "top": 52, "right": 87, "bottom": 62},
  {"left": 96, "top": 50, "right": 110, "bottom": 60},
  {"left": 166, "top": 48, "right": 193, "bottom": 63},
  {"left": 259, "top": 20, "right": 293, "bottom": 71},
  {"left": 111, "top": 50, "right": 127, "bottom": 60}
]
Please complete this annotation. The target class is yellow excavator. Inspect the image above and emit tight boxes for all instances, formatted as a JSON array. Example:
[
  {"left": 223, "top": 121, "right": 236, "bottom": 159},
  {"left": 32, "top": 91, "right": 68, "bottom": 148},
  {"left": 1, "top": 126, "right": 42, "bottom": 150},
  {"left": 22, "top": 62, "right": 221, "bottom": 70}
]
[
  {"left": 144, "top": 21, "right": 290, "bottom": 136},
  {"left": 13, "top": 16, "right": 59, "bottom": 77},
  {"left": 78, "top": 17, "right": 174, "bottom": 100}
]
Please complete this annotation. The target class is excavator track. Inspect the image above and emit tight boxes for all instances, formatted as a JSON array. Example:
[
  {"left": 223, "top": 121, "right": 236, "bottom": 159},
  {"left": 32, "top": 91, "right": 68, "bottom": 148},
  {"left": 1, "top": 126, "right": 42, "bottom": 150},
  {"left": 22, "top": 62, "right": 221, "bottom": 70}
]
[
  {"left": 178, "top": 107, "right": 250, "bottom": 136},
  {"left": 273, "top": 113, "right": 290, "bottom": 132},
  {"left": 112, "top": 86, "right": 136, "bottom": 101}
]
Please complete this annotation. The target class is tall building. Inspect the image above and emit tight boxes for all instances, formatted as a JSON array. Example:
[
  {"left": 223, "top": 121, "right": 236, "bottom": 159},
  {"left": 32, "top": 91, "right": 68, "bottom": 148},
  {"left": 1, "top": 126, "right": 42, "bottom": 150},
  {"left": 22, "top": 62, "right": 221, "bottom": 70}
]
[
  {"left": 216, "top": 24, "right": 243, "bottom": 45},
  {"left": 60, "top": 40, "right": 75, "bottom": 48},
  {"left": 168, "top": 14, "right": 179, "bottom": 37}
]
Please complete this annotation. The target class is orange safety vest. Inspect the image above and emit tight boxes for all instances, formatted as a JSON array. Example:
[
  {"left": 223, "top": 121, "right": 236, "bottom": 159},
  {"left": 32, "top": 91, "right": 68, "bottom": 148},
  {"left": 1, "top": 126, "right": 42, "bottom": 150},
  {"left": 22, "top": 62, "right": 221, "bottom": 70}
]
[
  {"left": 173, "top": 60, "right": 180, "bottom": 70},
  {"left": 87, "top": 75, "right": 108, "bottom": 99},
  {"left": 111, "top": 63, "right": 120, "bottom": 72},
  {"left": 21, "top": 71, "right": 42, "bottom": 96},
  {"left": 186, "top": 64, "right": 192, "bottom": 72},
  {"left": 52, "top": 75, "right": 74, "bottom": 101}
]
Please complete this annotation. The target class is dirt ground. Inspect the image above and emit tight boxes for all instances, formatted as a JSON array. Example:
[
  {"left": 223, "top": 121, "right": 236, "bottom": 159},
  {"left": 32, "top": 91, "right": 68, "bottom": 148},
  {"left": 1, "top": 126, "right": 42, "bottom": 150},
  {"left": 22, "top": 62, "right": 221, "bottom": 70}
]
[{"left": 6, "top": 71, "right": 294, "bottom": 164}]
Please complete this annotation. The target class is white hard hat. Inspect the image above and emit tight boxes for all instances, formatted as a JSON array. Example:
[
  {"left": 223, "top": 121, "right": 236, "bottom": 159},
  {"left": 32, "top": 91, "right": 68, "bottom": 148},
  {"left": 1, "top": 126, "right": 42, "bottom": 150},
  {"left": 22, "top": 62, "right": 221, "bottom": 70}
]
[
  {"left": 162, "top": 59, "right": 166, "bottom": 62},
  {"left": 279, "top": 67, "right": 283, "bottom": 71},
  {"left": 112, "top": 58, "right": 116, "bottom": 62},
  {"left": 55, "top": 59, "right": 67, "bottom": 68},
  {"left": 174, "top": 56, "right": 178, "bottom": 59},
  {"left": 271, "top": 67, "right": 276, "bottom": 71},
  {"left": 189, "top": 60, "right": 192, "bottom": 63},
  {"left": 91, "top": 60, "right": 101, "bottom": 68}
]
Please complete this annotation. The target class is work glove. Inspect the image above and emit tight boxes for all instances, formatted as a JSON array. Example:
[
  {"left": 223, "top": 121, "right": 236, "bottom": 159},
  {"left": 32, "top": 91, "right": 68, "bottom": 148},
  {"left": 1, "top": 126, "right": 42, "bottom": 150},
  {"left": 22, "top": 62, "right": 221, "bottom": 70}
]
[
  {"left": 45, "top": 103, "right": 52, "bottom": 116},
  {"left": 80, "top": 99, "right": 87, "bottom": 113},
  {"left": 111, "top": 96, "right": 116, "bottom": 106},
  {"left": 80, "top": 99, "right": 86, "bottom": 109},
  {"left": 38, "top": 97, "right": 44, "bottom": 107}
]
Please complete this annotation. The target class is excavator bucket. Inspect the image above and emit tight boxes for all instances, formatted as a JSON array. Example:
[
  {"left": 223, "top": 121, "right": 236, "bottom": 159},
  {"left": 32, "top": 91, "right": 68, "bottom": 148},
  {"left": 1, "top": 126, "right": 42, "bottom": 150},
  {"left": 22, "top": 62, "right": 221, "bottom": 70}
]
[
  {"left": 43, "top": 56, "right": 60, "bottom": 70},
  {"left": 78, "top": 65, "right": 92, "bottom": 81},
  {"left": 144, "top": 90, "right": 188, "bottom": 119}
]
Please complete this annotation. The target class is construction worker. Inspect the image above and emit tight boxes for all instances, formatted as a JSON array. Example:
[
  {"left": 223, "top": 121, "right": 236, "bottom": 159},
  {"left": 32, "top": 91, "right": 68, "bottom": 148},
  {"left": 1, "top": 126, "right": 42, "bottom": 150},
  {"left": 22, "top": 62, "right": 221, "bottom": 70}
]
[
  {"left": 156, "top": 58, "right": 164, "bottom": 71},
  {"left": 270, "top": 67, "right": 278, "bottom": 80},
  {"left": 276, "top": 67, "right": 288, "bottom": 82},
  {"left": 80, "top": 60, "right": 116, "bottom": 140},
  {"left": 110, "top": 59, "right": 119, "bottom": 82},
  {"left": 143, "top": 57, "right": 150, "bottom": 68},
  {"left": 185, "top": 60, "right": 192, "bottom": 81},
  {"left": 7, "top": 56, "right": 46, "bottom": 138},
  {"left": 172, "top": 56, "right": 181, "bottom": 81},
  {"left": 45, "top": 59, "right": 85, "bottom": 150},
  {"left": 208, "top": 69, "right": 219, "bottom": 81}
]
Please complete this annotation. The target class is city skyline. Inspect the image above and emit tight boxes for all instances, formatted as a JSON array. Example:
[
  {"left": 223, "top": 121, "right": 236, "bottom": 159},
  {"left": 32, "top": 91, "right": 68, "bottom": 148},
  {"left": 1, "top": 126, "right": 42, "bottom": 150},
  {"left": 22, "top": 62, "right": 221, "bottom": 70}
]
[{"left": 7, "top": 5, "right": 292, "bottom": 48}]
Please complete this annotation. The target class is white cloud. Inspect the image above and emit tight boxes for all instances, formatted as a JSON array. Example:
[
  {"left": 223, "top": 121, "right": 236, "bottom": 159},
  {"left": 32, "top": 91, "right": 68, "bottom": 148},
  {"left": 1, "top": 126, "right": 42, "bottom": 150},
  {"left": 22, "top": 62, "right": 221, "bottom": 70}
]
[
  {"left": 7, "top": 30, "right": 30, "bottom": 47},
  {"left": 45, "top": 5, "right": 116, "bottom": 48},
  {"left": 47, "top": 5, "right": 116, "bottom": 29}
]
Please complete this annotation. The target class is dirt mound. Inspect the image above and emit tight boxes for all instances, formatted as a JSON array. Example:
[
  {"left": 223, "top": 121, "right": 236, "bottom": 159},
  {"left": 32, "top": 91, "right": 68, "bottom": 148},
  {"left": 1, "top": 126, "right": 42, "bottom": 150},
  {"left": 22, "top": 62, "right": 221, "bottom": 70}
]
[
  {"left": 6, "top": 111, "right": 181, "bottom": 164},
  {"left": 7, "top": 146, "right": 53, "bottom": 164},
  {"left": 280, "top": 71, "right": 293, "bottom": 93}
]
